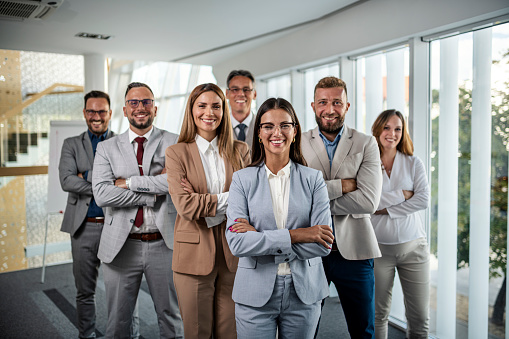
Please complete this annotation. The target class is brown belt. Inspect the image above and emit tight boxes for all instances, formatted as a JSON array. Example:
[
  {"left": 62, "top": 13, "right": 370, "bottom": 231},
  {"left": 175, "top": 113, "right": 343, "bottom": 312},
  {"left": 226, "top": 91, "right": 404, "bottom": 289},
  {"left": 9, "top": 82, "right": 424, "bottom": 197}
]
[
  {"left": 331, "top": 241, "right": 339, "bottom": 251},
  {"left": 86, "top": 217, "right": 104, "bottom": 223},
  {"left": 128, "top": 232, "right": 163, "bottom": 241}
]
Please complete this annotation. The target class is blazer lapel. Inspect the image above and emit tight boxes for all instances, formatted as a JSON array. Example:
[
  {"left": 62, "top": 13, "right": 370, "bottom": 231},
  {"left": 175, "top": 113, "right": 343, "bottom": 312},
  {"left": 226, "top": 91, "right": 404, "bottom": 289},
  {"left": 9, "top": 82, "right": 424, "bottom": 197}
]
[
  {"left": 117, "top": 131, "right": 139, "bottom": 174},
  {"left": 188, "top": 142, "right": 209, "bottom": 194},
  {"left": 331, "top": 125, "right": 353, "bottom": 178},
  {"left": 257, "top": 163, "right": 278, "bottom": 230},
  {"left": 82, "top": 132, "right": 94, "bottom": 168},
  {"left": 142, "top": 127, "right": 162, "bottom": 174},
  {"left": 309, "top": 127, "right": 331, "bottom": 179},
  {"left": 224, "top": 155, "right": 233, "bottom": 192},
  {"left": 286, "top": 162, "right": 300, "bottom": 230}
]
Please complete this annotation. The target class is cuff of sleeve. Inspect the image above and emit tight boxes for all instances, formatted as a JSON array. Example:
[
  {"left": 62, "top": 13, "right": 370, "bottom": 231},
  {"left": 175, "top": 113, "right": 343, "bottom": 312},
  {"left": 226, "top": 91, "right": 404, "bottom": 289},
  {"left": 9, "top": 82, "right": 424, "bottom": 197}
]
[
  {"left": 126, "top": 177, "right": 131, "bottom": 190},
  {"left": 216, "top": 192, "right": 229, "bottom": 214}
]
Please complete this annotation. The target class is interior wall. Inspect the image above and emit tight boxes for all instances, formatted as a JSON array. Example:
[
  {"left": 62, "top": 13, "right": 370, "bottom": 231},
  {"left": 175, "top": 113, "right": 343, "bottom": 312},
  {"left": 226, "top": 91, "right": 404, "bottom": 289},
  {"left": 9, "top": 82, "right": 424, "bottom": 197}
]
[{"left": 212, "top": 0, "right": 509, "bottom": 83}]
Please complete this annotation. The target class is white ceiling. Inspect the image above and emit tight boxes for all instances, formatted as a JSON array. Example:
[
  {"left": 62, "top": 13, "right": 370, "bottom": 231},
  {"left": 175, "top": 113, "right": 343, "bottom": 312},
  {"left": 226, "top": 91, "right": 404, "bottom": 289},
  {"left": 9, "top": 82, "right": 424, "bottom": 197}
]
[{"left": 0, "top": 0, "right": 360, "bottom": 65}]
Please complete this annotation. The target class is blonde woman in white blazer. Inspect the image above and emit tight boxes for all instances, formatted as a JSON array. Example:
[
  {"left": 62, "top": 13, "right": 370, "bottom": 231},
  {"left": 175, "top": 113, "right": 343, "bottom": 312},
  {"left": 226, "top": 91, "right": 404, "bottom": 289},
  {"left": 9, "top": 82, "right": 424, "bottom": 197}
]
[{"left": 371, "top": 109, "right": 430, "bottom": 339}]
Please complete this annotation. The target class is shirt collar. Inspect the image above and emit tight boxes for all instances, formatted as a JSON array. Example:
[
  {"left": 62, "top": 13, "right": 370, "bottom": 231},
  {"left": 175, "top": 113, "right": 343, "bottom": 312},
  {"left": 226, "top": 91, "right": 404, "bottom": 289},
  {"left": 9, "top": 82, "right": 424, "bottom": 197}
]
[
  {"left": 231, "top": 112, "right": 253, "bottom": 129},
  {"left": 318, "top": 125, "right": 344, "bottom": 146},
  {"left": 88, "top": 129, "right": 108, "bottom": 141},
  {"left": 128, "top": 126, "right": 153, "bottom": 143},
  {"left": 195, "top": 134, "right": 219, "bottom": 154},
  {"left": 265, "top": 160, "right": 292, "bottom": 178}
]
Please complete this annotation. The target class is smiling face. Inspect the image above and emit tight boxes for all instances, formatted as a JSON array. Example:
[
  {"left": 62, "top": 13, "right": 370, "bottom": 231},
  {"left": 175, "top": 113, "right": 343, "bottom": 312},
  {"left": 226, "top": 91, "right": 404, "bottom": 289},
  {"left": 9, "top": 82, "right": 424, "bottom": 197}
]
[
  {"left": 226, "top": 75, "right": 256, "bottom": 122},
  {"left": 123, "top": 87, "right": 157, "bottom": 135},
  {"left": 379, "top": 114, "right": 403, "bottom": 151},
  {"left": 192, "top": 91, "right": 223, "bottom": 142},
  {"left": 83, "top": 97, "right": 112, "bottom": 136},
  {"left": 312, "top": 87, "right": 350, "bottom": 141},
  {"left": 258, "top": 109, "right": 296, "bottom": 161}
]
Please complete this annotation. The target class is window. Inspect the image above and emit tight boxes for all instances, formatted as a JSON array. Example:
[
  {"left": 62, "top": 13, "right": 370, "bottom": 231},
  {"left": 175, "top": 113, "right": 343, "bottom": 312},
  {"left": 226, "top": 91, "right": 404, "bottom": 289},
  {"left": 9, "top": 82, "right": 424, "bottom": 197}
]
[{"left": 429, "top": 22, "right": 509, "bottom": 338}]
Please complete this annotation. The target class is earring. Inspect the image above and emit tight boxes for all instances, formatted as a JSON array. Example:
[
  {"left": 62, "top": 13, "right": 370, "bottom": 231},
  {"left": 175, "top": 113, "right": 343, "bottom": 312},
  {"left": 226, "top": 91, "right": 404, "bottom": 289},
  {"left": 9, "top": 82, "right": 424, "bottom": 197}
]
[
  {"left": 292, "top": 137, "right": 296, "bottom": 143},
  {"left": 259, "top": 137, "right": 262, "bottom": 143}
]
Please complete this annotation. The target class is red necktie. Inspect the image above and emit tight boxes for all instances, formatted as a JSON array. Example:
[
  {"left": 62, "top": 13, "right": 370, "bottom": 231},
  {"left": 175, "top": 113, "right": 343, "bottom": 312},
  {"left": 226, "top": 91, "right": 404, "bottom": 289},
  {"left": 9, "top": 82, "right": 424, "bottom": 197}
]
[{"left": 134, "top": 137, "right": 145, "bottom": 227}]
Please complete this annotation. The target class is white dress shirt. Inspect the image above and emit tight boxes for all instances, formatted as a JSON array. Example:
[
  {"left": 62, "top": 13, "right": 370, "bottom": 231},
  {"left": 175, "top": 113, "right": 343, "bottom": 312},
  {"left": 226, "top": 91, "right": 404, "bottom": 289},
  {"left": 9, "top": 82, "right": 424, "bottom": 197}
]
[
  {"left": 265, "top": 160, "right": 292, "bottom": 275},
  {"left": 196, "top": 135, "right": 228, "bottom": 228},
  {"left": 371, "top": 151, "right": 430, "bottom": 245},
  {"left": 127, "top": 127, "right": 158, "bottom": 234}
]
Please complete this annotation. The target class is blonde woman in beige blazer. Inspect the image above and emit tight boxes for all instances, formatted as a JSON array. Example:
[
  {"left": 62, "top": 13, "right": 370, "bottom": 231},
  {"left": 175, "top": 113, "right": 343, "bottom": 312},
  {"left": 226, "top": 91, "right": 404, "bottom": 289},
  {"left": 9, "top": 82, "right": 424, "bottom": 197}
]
[{"left": 165, "top": 83, "right": 249, "bottom": 339}]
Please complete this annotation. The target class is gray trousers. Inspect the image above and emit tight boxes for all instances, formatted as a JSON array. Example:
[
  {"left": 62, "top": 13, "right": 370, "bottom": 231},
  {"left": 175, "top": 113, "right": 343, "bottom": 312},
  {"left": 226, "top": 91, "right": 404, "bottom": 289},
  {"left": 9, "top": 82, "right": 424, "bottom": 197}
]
[
  {"left": 71, "top": 221, "right": 140, "bottom": 339},
  {"left": 71, "top": 220, "right": 104, "bottom": 339},
  {"left": 235, "top": 275, "right": 321, "bottom": 339},
  {"left": 374, "top": 238, "right": 430, "bottom": 339},
  {"left": 102, "top": 238, "right": 183, "bottom": 339}
]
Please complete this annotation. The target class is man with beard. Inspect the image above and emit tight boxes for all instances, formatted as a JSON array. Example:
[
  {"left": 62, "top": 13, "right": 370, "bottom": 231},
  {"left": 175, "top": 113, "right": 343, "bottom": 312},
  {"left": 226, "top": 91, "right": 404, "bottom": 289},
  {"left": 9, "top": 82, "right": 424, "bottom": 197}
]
[
  {"left": 59, "top": 90, "right": 125, "bottom": 338},
  {"left": 225, "top": 69, "right": 257, "bottom": 147},
  {"left": 301, "top": 77, "right": 382, "bottom": 338},
  {"left": 93, "top": 82, "right": 183, "bottom": 338}
]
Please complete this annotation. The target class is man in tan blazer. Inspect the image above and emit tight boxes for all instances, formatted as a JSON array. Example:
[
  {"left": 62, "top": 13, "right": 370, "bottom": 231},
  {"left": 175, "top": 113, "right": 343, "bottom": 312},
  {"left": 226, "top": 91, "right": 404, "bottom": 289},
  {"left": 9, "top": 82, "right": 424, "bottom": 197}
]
[{"left": 301, "top": 76, "right": 382, "bottom": 339}]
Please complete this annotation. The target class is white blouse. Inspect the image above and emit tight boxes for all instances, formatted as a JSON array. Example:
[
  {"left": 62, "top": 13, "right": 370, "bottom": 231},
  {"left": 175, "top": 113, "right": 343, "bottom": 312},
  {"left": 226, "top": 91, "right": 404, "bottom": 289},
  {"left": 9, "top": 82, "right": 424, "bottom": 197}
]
[
  {"left": 195, "top": 135, "right": 228, "bottom": 228},
  {"left": 371, "top": 151, "right": 430, "bottom": 245},
  {"left": 265, "top": 161, "right": 292, "bottom": 275}
]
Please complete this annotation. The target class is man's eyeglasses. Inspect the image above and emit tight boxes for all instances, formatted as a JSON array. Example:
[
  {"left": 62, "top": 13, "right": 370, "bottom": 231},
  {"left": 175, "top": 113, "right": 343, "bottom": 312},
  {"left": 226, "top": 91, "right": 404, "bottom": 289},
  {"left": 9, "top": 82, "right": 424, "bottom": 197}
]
[
  {"left": 228, "top": 87, "right": 254, "bottom": 94},
  {"left": 259, "top": 122, "right": 296, "bottom": 134},
  {"left": 126, "top": 99, "right": 154, "bottom": 108},
  {"left": 85, "top": 110, "right": 109, "bottom": 117}
]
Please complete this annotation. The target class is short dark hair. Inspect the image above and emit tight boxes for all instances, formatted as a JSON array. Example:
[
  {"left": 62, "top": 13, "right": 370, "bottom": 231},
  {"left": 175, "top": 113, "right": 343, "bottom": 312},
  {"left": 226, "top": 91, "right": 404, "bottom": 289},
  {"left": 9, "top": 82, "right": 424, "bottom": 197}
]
[
  {"left": 249, "top": 97, "right": 307, "bottom": 168},
  {"left": 125, "top": 82, "right": 154, "bottom": 98},
  {"left": 314, "top": 76, "right": 348, "bottom": 100},
  {"left": 84, "top": 90, "right": 110, "bottom": 108},
  {"left": 226, "top": 70, "right": 255, "bottom": 88}
]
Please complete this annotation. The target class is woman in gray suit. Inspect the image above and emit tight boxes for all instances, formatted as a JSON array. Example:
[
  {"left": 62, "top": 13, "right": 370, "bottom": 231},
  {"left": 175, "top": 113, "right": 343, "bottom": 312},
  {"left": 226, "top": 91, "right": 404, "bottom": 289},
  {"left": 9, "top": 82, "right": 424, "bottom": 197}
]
[{"left": 226, "top": 97, "right": 334, "bottom": 339}]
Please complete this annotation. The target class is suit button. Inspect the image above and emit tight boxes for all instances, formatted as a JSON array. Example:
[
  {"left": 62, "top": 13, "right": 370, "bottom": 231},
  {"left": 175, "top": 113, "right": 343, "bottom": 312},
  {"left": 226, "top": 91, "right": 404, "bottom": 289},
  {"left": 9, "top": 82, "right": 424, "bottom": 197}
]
[
  {"left": 285, "top": 258, "right": 289, "bottom": 262},
  {"left": 277, "top": 249, "right": 282, "bottom": 254},
  {"left": 130, "top": 219, "right": 134, "bottom": 223}
]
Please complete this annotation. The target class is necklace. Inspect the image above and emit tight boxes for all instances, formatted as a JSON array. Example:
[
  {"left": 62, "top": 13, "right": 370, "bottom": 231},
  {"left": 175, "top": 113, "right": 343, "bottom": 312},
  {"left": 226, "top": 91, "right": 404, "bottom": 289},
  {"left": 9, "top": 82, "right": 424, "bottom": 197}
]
[{"left": 381, "top": 158, "right": 394, "bottom": 176}]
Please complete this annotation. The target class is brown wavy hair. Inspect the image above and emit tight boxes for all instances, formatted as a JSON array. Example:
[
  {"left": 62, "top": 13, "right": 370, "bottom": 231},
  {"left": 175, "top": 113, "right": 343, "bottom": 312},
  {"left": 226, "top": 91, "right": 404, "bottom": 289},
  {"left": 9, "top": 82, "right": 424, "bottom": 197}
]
[
  {"left": 178, "top": 83, "right": 245, "bottom": 171},
  {"left": 371, "top": 109, "right": 413, "bottom": 156},
  {"left": 249, "top": 97, "right": 307, "bottom": 168}
]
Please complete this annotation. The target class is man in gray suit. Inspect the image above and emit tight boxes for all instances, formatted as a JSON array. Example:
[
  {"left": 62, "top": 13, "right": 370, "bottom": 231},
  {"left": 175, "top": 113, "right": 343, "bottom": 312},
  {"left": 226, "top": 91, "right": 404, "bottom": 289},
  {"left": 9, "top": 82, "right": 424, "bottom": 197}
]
[
  {"left": 301, "top": 77, "right": 382, "bottom": 338},
  {"left": 226, "top": 69, "right": 257, "bottom": 147},
  {"left": 93, "top": 82, "right": 183, "bottom": 338},
  {"left": 59, "top": 90, "right": 117, "bottom": 338}
]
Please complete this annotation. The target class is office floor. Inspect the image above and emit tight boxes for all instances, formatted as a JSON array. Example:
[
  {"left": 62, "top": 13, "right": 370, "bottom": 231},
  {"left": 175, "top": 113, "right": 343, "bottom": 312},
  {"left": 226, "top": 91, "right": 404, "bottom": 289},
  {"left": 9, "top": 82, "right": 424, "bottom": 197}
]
[{"left": 0, "top": 263, "right": 406, "bottom": 338}]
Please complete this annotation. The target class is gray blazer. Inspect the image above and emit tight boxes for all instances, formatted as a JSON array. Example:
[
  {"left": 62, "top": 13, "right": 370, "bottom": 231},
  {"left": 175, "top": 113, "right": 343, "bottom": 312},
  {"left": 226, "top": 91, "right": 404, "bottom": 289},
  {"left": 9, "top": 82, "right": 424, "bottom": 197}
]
[
  {"left": 59, "top": 130, "right": 115, "bottom": 236},
  {"left": 233, "top": 113, "right": 256, "bottom": 148},
  {"left": 301, "top": 125, "right": 382, "bottom": 260},
  {"left": 92, "top": 127, "right": 179, "bottom": 263},
  {"left": 226, "top": 162, "right": 331, "bottom": 307}
]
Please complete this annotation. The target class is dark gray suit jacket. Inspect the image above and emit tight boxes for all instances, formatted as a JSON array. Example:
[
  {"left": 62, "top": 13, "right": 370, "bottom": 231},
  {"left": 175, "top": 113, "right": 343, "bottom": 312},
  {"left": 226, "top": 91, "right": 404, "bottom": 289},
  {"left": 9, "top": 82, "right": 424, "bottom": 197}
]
[{"left": 59, "top": 129, "right": 115, "bottom": 236}]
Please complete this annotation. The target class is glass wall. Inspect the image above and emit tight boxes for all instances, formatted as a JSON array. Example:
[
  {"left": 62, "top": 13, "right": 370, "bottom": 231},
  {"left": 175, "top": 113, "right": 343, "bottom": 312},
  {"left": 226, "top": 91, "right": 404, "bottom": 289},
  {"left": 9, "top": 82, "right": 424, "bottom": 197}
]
[
  {"left": 354, "top": 47, "right": 409, "bottom": 134},
  {"left": 429, "top": 22, "right": 509, "bottom": 338}
]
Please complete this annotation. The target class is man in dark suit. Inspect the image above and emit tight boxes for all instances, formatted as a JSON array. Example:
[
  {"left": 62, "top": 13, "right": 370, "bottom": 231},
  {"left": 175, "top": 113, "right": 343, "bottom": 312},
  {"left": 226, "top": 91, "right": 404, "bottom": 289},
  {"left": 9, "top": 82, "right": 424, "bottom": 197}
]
[
  {"left": 226, "top": 69, "right": 257, "bottom": 147},
  {"left": 93, "top": 82, "right": 183, "bottom": 338},
  {"left": 59, "top": 90, "right": 119, "bottom": 338}
]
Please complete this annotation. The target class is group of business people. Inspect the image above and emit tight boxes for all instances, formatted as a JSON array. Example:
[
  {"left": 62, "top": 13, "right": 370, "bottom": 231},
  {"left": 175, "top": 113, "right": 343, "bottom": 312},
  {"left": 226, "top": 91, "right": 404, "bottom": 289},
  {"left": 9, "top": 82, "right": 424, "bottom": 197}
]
[{"left": 59, "top": 69, "right": 430, "bottom": 339}]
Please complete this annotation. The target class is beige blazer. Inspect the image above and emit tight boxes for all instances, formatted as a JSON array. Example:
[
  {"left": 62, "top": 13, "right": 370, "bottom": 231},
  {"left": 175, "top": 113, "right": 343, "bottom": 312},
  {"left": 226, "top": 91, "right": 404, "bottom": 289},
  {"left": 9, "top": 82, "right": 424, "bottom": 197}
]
[
  {"left": 165, "top": 140, "right": 250, "bottom": 276},
  {"left": 301, "top": 125, "right": 382, "bottom": 260}
]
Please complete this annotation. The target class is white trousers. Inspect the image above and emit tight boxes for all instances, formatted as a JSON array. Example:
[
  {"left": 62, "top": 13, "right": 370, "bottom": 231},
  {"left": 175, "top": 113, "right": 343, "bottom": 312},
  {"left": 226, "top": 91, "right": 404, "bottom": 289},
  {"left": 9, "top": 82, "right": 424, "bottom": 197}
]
[{"left": 374, "top": 238, "right": 430, "bottom": 339}]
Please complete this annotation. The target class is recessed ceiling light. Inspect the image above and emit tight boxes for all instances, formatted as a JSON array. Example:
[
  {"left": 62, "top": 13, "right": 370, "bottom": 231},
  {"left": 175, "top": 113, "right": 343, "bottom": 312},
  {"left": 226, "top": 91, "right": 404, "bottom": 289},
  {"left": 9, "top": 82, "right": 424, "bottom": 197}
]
[{"left": 75, "top": 32, "right": 112, "bottom": 40}]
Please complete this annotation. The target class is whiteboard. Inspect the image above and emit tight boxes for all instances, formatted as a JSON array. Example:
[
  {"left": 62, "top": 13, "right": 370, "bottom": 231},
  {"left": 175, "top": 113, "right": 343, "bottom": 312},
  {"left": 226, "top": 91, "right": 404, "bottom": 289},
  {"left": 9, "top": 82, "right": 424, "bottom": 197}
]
[{"left": 47, "top": 120, "right": 87, "bottom": 213}]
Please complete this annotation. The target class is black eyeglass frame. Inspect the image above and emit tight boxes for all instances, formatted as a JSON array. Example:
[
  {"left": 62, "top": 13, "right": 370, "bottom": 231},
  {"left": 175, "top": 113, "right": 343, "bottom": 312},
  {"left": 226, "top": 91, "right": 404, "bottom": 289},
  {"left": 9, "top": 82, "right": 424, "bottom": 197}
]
[{"left": 125, "top": 99, "right": 155, "bottom": 108}]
